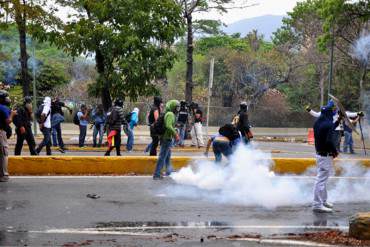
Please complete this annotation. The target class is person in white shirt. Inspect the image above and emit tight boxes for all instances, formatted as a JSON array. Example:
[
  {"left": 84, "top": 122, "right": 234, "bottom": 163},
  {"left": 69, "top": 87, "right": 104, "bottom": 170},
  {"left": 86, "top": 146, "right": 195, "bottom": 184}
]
[
  {"left": 306, "top": 100, "right": 361, "bottom": 152},
  {"left": 36, "top": 97, "right": 52, "bottom": 155}
]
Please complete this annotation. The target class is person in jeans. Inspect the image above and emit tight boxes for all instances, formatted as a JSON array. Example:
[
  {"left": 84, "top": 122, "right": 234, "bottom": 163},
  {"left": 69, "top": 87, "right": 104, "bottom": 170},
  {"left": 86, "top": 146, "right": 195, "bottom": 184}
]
[
  {"left": 105, "top": 99, "right": 126, "bottom": 156},
  {"left": 124, "top": 107, "right": 139, "bottom": 152},
  {"left": 36, "top": 97, "right": 52, "bottom": 155},
  {"left": 77, "top": 104, "right": 89, "bottom": 147},
  {"left": 343, "top": 117, "right": 359, "bottom": 154},
  {"left": 312, "top": 104, "right": 342, "bottom": 213},
  {"left": 190, "top": 103, "right": 204, "bottom": 147},
  {"left": 13, "top": 96, "right": 37, "bottom": 155},
  {"left": 51, "top": 97, "right": 72, "bottom": 153},
  {"left": 153, "top": 100, "right": 180, "bottom": 180},
  {"left": 0, "top": 90, "right": 16, "bottom": 182},
  {"left": 92, "top": 104, "right": 106, "bottom": 147},
  {"left": 176, "top": 101, "right": 188, "bottom": 147}
]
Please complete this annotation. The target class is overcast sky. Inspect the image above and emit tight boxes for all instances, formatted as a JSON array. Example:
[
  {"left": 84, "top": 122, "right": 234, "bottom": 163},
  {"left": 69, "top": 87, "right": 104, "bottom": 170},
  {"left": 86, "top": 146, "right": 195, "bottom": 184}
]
[{"left": 197, "top": 0, "right": 302, "bottom": 24}]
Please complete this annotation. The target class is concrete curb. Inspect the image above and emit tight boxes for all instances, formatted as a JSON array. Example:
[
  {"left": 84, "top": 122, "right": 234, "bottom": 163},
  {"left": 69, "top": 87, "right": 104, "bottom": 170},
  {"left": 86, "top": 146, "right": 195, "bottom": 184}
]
[{"left": 8, "top": 156, "right": 370, "bottom": 175}]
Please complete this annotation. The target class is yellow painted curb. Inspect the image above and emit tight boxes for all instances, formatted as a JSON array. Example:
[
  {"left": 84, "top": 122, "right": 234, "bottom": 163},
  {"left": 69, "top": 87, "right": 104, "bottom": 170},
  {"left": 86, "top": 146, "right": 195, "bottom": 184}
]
[{"left": 8, "top": 156, "right": 370, "bottom": 175}]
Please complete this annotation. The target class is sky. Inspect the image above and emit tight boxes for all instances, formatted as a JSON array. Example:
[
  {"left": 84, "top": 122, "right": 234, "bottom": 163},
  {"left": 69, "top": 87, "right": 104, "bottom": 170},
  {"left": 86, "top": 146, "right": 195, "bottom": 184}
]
[{"left": 197, "top": 0, "right": 302, "bottom": 24}]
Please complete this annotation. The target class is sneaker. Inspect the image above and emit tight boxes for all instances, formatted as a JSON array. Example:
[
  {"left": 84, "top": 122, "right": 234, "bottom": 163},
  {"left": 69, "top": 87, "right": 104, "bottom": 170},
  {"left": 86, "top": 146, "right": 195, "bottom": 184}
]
[
  {"left": 58, "top": 147, "right": 65, "bottom": 154},
  {"left": 324, "top": 202, "right": 334, "bottom": 208},
  {"left": 153, "top": 176, "right": 163, "bottom": 180},
  {"left": 0, "top": 176, "right": 9, "bottom": 182},
  {"left": 313, "top": 206, "right": 333, "bottom": 213}
]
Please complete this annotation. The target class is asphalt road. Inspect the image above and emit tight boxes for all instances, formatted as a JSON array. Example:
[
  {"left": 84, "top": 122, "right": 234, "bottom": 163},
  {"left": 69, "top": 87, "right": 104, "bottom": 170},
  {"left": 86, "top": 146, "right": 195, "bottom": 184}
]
[
  {"left": 9, "top": 141, "right": 369, "bottom": 158},
  {"left": 1, "top": 176, "right": 369, "bottom": 246}
]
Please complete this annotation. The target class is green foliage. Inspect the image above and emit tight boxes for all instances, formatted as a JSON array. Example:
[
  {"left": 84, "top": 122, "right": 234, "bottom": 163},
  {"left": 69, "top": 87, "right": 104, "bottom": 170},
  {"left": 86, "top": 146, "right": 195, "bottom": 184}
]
[
  {"left": 53, "top": 0, "right": 185, "bottom": 104},
  {"left": 34, "top": 63, "right": 69, "bottom": 96},
  {"left": 196, "top": 35, "right": 250, "bottom": 54}
]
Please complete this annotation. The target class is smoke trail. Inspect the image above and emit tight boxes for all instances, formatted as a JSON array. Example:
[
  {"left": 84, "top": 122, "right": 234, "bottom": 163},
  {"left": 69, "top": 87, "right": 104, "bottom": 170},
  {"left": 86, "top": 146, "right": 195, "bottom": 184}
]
[
  {"left": 351, "top": 31, "right": 370, "bottom": 65},
  {"left": 168, "top": 145, "right": 370, "bottom": 209}
]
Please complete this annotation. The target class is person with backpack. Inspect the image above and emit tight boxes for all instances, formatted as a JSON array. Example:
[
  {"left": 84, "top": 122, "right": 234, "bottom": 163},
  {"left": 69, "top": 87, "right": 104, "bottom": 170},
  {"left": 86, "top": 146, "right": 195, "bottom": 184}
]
[
  {"left": 148, "top": 96, "right": 163, "bottom": 156},
  {"left": 176, "top": 101, "right": 189, "bottom": 147},
  {"left": 124, "top": 107, "right": 139, "bottom": 152},
  {"left": 204, "top": 124, "right": 241, "bottom": 162},
  {"left": 0, "top": 90, "right": 16, "bottom": 182},
  {"left": 153, "top": 100, "right": 180, "bottom": 180},
  {"left": 104, "top": 99, "right": 126, "bottom": 156},
  {"left": 235, "top": 101, "right": 252, "bottom": 144},
  {"left": 51, "top": 97, "right": 72, "bottom": 153},
  {"left": 36, "top": 97, "right": 52, "bottom": 155},
  {"left": 92, "top": 104, "right": 106, "bottom": 148},
  {"left": 76, "top": 104, "right": 90, "bottom": 148},
  {"left": 13, "top": 96, "right": 37, "bottom": 155}
]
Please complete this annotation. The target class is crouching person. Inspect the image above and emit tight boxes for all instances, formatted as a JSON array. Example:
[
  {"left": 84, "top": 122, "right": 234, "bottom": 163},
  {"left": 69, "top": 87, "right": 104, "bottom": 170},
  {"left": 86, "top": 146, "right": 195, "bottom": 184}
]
[
  {"left": 153, "top": 100, "right": 180, "bottom": 180},
  {"left": 204, "top": 123, "right": 240, "bottom": 162}
]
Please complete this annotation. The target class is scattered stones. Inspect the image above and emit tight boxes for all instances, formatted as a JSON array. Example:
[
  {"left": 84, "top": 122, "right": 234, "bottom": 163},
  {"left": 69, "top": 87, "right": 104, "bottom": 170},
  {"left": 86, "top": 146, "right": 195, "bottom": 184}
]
[{"left": 349, "top": 212, "right": 370, "bottom": 240}]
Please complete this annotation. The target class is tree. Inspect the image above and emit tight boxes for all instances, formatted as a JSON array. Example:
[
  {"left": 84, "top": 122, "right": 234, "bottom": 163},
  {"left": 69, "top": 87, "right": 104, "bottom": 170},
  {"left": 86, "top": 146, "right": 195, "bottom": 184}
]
[
  {"left": 175, "top": 0, "right": 251, "bottom": 103},
  {"left": 51, "top": 0, "right": 184, "bottom": 111},
  {"left": 0, "top": 0, "right": 59, "bottom": 97}
]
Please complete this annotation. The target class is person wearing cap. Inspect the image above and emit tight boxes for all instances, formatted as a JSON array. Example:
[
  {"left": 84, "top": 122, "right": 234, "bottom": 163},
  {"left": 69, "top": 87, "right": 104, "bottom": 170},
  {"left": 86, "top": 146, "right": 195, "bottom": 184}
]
[
  {"left": 36, "top": 97, "right": 53, "bottom": 155},
  {"left": 312, "top": 103, "right": 344, "bottom": 213},
  {"left": 235, "top": 101, "right": 252, "bottom": 144},
  {"left": 124, "top": 107, "right": 139, "bottom": 152},
  {"left": 13, "top": 96, "right": 37, "bottom": 155},
  {"left": 153, "top": 100, "right": 180, "bottom": 180},
  {"left": 104, "top": 99, "right": 126, "bottom": 156},
  {"left": 306, "top": 100, "right": 362, "bottom": 152},
  {"left": 0, "top": 90, "right": 16, "bottom": 182}
]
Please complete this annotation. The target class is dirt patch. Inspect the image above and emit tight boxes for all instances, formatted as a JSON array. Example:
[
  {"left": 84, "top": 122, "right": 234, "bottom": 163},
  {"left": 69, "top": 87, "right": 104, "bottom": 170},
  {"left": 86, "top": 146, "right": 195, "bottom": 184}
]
[{"left": 283, "top": 230, "right": 370, "bottom": 246}]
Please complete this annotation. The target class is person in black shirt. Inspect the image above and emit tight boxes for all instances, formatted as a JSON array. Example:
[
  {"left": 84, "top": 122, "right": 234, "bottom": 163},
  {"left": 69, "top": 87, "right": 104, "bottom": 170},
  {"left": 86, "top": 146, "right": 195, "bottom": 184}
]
[
  {"left": 236, "top": 101, "right": 251, "bottom": 144},
  {"left": 13, "top": 96, "right": 37, "bottom": 155},
  {"left": 312, "top": 104, "right": 342, "bottom": 213},
  {"left": 51, "top": 97, "right": 72, "bottom": 153},
  {"left": 176, "top": 101, "right": 188, "bottom": 147},
  {"left": 147, "top": 96, "right": 162, "bottom": 156}
]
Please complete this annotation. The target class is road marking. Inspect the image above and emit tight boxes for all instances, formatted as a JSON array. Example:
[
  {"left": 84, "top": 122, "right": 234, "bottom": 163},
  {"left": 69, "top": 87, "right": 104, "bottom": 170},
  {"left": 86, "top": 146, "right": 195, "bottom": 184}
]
[
  {"left": 230, "top": 238, "right": 335, "bottom": 247},
  {"left": 26, "top": 229, "right": 155, "bottom": 236}
]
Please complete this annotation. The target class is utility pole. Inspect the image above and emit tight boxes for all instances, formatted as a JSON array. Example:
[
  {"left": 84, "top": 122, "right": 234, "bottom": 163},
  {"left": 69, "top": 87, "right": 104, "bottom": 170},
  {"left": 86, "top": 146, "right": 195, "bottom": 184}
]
[
  {"left": 206, "top": 58, "right": 214, "bottom": 138},
  {"left": 327, "top": 26, "right": 335, "bottom": 101},
  {"left": 31, "top": 0, "right": 37, "bottom": 135}
]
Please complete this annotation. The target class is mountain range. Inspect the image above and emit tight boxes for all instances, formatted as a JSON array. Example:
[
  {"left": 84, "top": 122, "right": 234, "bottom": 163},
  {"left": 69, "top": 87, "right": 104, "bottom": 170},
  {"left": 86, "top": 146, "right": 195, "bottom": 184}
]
[{"left": 222, "top": 15, "right": 285, "bottom": 41}]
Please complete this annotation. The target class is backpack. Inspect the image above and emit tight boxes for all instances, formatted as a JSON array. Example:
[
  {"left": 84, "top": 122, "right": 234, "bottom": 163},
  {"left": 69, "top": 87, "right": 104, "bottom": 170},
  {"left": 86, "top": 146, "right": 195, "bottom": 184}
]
[
  {"left": 125, "top": 112, "right": 133, "bottom": 123},
  {"left": 219, "top": 124, "right": 240, "bottom": 141},
  {"left": 148, "top": 106, "right": 158, "bottom": 125},
  {"left": 73, "top": 112, "right": 80, "bottom": 125},
  {"left": 151, "top": 113, "right": 166, "bottom": 136},
  {"left": 35, "top": 104, "right": 50, "bottom": 124},
  {"left": 106, "top": 108, "right": 118, "bottom": 126}
]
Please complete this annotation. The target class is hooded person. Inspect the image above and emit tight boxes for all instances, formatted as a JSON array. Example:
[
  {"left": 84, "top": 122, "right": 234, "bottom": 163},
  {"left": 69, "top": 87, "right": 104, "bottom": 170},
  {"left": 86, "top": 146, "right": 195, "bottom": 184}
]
[
  {"left": 124, "top": 107, "right": 139, "bottom": 152},
  {"left": 312, "top": 103, "right": 342, "bottom": 213},
  {"left": 153, "top": 100, "right": 180, "bottom": 180},
  {"left": 235, "top": 101, "right": 251, "bottom": 144},
  {"left": 36, "top": 96, "right": 52, "bottom": 155},
  {"left": 306, "top": 99, "right": 362, "bottom": 152},
  {"left": 105, "top": 99, "right": 126, "bottom": 156},
  {"left": 13, "top": 96, "right": 37, "bottom": 155}
]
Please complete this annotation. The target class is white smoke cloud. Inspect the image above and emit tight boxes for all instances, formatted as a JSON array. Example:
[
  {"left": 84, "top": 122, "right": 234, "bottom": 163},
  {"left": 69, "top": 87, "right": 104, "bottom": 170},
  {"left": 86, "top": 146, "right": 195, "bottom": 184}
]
[
  {"left": 168, "top": 145, "right": 370, "bottom": 209},
  {"left": 351, "top": 31, "right": 370, "bottom": 65}
]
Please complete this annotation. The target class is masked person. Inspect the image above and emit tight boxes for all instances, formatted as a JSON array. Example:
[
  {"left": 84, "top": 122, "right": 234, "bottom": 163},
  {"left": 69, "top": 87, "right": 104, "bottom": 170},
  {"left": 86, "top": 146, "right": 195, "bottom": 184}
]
[
  {"left": 312, "top": 103, "right": 342, "bottom": 213},
  {"left": 190, "top": 103, "right": 204, "bottom": 147},
  {"left": 153, "top": 100, "right": 180, "bottom": 180},
  {"left": 306, "top": 100, "right": 361, "bottom": 152},
  {"left": 148, "top": 96, "right": 163, "bottom": 156},
  {"left": 0, "top": 90, "right": 16, "bottom": 182},
  {"left": 36, "top": 97, "right": 52, "bottom": 155},
  {"left": 51, "top": 97, "right": 72, "bottom": 153},
  {"left": 124, "top": 107, "right": 139, "bottom": 152},
  {"left": 235, "top": 101, "right": 252, "bottom": 144},
  {"left": 13, "top": 96, "right": 37, "bottom": 155},
  {"left": 343, "top": 116, "right": 359, "bottom": 154},
  {"left": 105, "top": 99, "right": 126, "bottom": 156}
]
